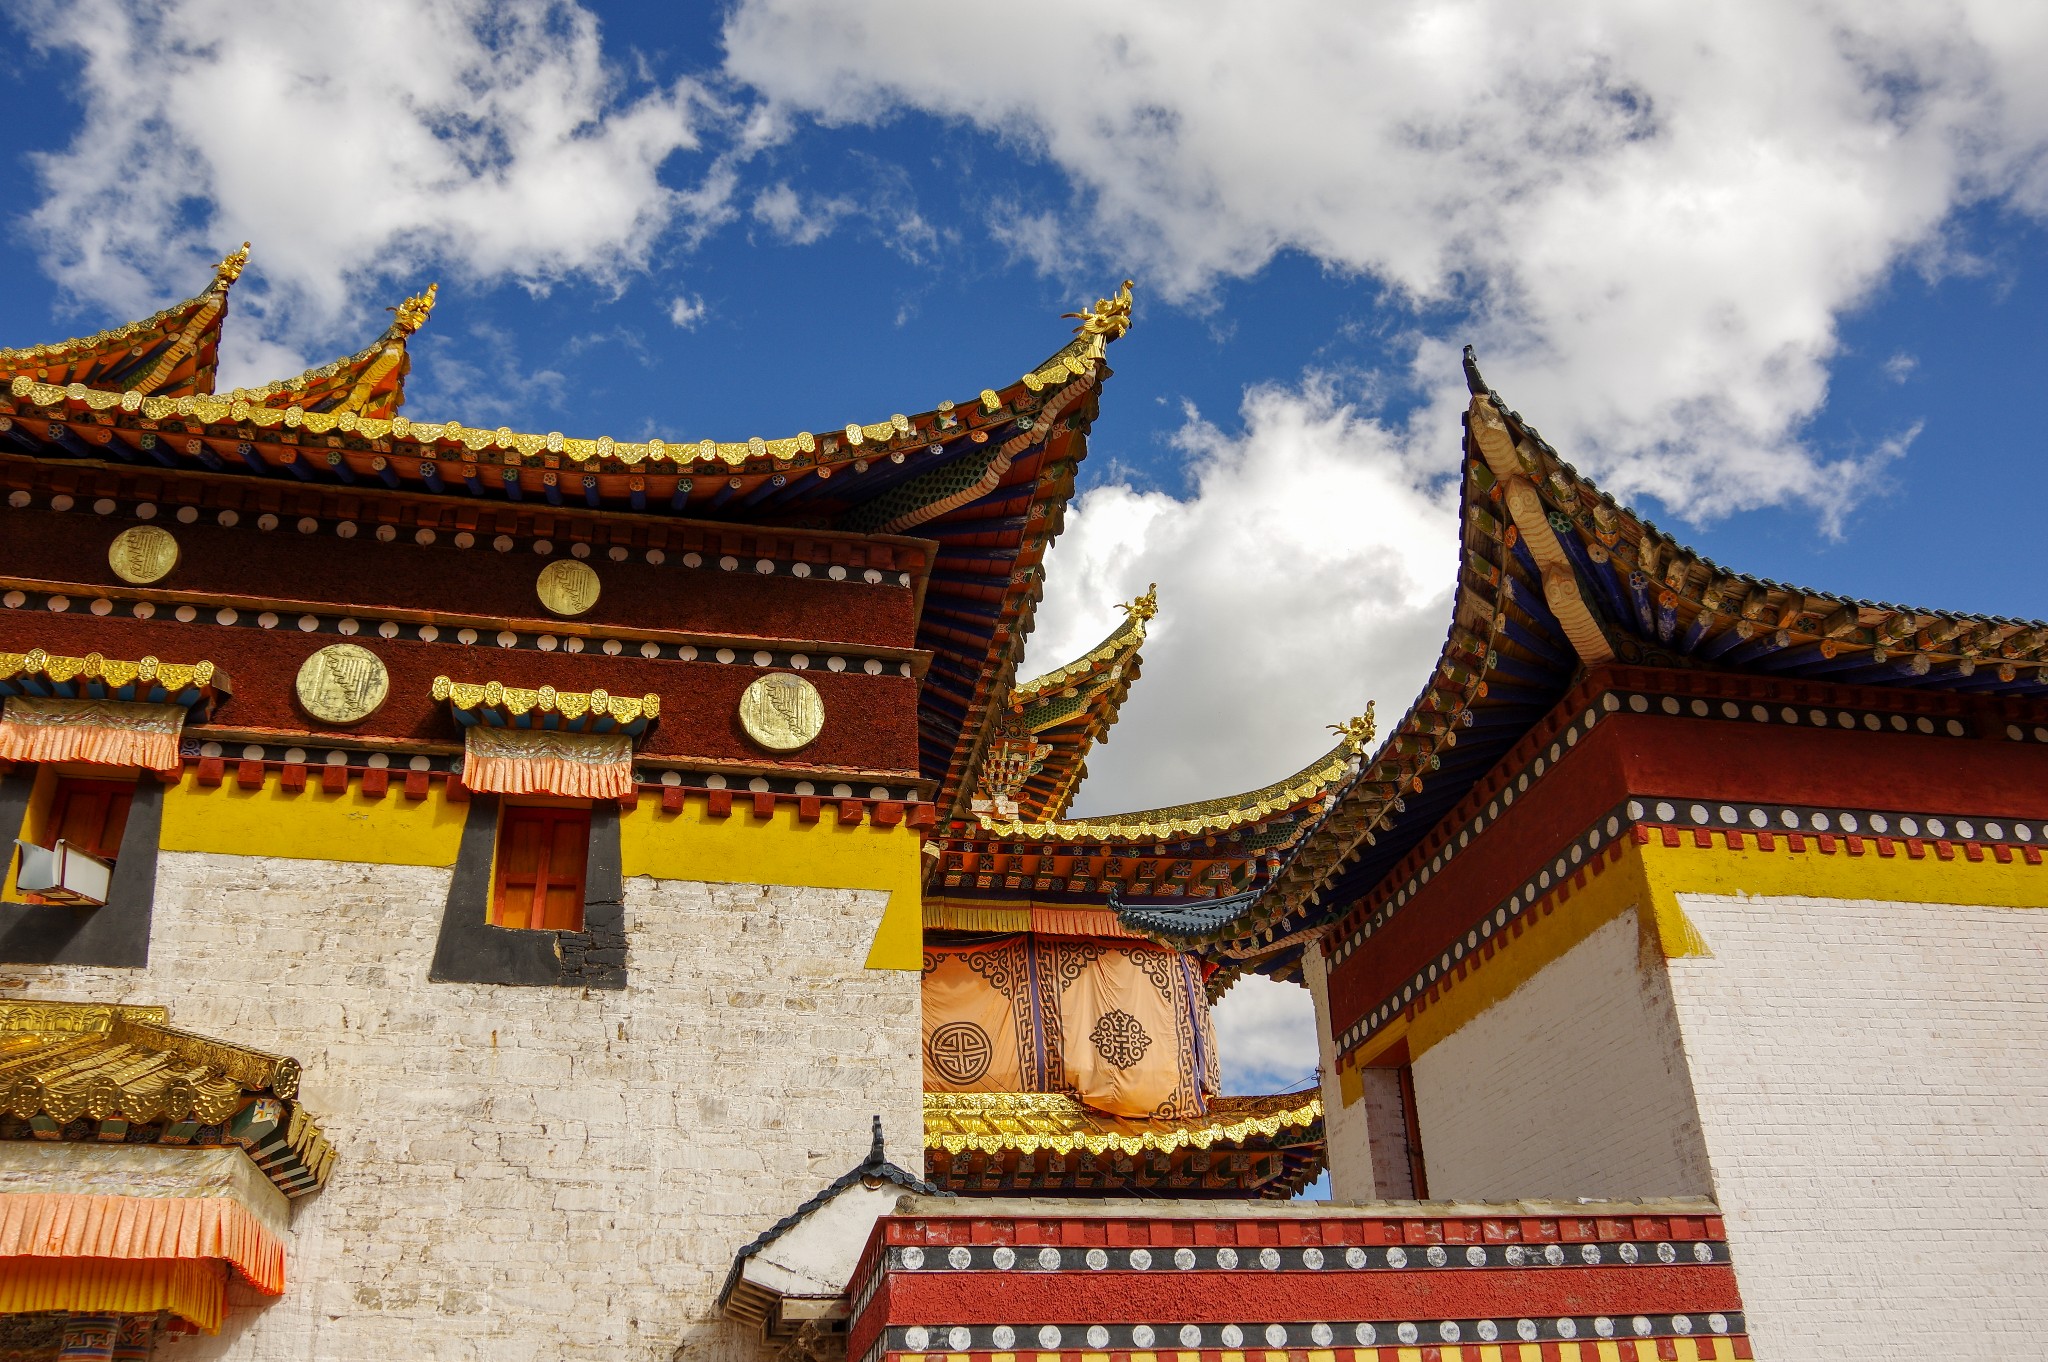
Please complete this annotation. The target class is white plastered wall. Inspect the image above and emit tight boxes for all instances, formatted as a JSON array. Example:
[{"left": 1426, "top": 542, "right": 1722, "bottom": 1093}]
[
  {"left": 1667, "top": 894, "right": 2048, "bottom": 1362},
  {"left": 1407, "top": 908, "right": 1713, "bottom": 1202},
  {"left": 0, "top": 851, "right": 923, "bottom": 1362},
  {"left": 1303, "top": 945, "right": 1377, "bottom": 1201}
]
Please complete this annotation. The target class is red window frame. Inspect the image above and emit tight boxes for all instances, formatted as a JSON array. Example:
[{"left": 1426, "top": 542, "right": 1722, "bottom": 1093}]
[
  {"left": 42, "top": 777, "right": 134, "bottom": 864},
  {"left": 490, "top": 804, "right": 590, "bottom": 932}
]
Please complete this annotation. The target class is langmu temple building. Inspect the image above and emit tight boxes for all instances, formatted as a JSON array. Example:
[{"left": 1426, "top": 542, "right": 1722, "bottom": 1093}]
[{"left": 0, "top": 250, "right": 2039, "bottom": 1361}]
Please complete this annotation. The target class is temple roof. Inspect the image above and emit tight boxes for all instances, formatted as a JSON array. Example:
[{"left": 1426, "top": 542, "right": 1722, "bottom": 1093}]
[
  {"left": 927, "top": 707, "right": 1374, "bottom": 943},
  {"left": 222, "top": 283, "right": 435, "bottom": 420},
  {"left": 0, "top": 1000, "right": 332, "bottom": 1199},
  {"left": 1170, "top": 346, "right": 2048, "bottom": 985},
  {"left": 0, "top": 244, "right": 246, "bottom": 398},
  {"left": 0, "top": 280, "right": 1135, "bottom": 815},
  {"left": 923, "top": 1091, "right": 1324, "bottom": 1198},
  {"left": 971, "top": 586, "right": 1153, "bottom": 822}
]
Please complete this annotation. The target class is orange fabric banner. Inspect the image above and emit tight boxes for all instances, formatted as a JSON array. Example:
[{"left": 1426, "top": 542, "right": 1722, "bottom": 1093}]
[
  {"left": 462, "top": 727, "right": 632, "bottom": 799},
  {"left": 1028, "top": 907, "right": 1148, "bottom": 940},
  {"left": 0, "top": 698, "right": 183, "bottom": 772},
  {"left": 0, "top": 1255, "right": 227, "bottom": 1332},
  {"left": 921, "top": 940, "right": 1032, "bottom": 1093},
  {"left": 0, "top": 1192, "right": 285, "bottom": 1297},
  {"left": 1042, "top": 940, "right": 1209, "bottom": 1119}
]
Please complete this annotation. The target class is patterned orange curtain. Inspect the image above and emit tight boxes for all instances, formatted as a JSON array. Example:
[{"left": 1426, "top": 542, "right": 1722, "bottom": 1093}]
[
  {"left": 461, "top": 727, "right": 632, "bottom": 799},
  {"left": 921, "top": 939, "right": 1034, "bottom": 1093},
  {"left": 0, "top": 698, "right": 183, "bottom": 772},
  {"left": 922, "top": 936, "right": 1215, "bottom": 1120},
  {"left": 1039, "top": 940, "right": 1211, "bottom": 1119}
]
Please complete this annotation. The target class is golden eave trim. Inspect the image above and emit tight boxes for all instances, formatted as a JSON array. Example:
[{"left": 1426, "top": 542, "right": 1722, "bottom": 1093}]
[
  {"left": 432, "top": 675, "right": 659, "bottom": 726},
  {"left": 976, "top": 723, "right": 1369, "bottom": 845},
  {"left": 0, "top": 648, "right": 224, "bottom": 696},
  {"left": 4, "top": 313, "right": 1116, "bottom": 472},
  {"left": 922, "top": 1090, "right": 1320, "bottom": 1158}
]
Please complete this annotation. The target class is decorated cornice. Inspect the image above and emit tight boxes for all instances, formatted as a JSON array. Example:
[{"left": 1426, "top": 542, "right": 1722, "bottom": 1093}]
[
  {"left": 0, "top": 646, "right": 229, "bottom": 720},
  {"left": 220, "top": 283, "right": 436, "bottom": 420},
  {"left": 976, "top": 705, "right": 1372, "bottom": 845},
  {"left": 432, "top": 674, "right": 659, "bottom": 735},
  {"left": 0, "top": 1000, "right": 331, "bottom": 1198},
  {"left": 972, "top": 585, "right": 1154, "bottom": 822},
  {"left": 0, "top": 243, "right": 247, "bottom": 398}
]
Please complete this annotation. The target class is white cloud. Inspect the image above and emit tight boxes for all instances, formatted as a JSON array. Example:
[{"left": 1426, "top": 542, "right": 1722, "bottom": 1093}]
[
  {"left": 667, "top": 294, "right": 709, "bottom": 329},
  {"left": 19, "top": 0, "right": 728, "bottom": 380},
  {"left": 1028, "top": 374, "right": 1459, "bottom": 815},
  {"left": 1211, "top": 975, "right": 1322, "bottom": 1096},
  {"left": 725, "top": 0, "right": 2048, "bottom": 523},
  {"left": 752, "top": 182, "right": 856, "bottom": 244},
  {"left": 1883, "top": 352, "right": 1919, "bottom": 383}
]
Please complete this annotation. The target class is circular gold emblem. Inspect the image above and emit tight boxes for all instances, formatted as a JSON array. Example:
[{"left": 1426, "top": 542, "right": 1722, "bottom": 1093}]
[
  {"left": 739, "top": 673, "right": 825, "bottom": 752},
  {"left": 295, "top": 644, "right": 391, "bottom": 725},
  {"left": 536, "top": 559, "right": 601, "bottom": 616},
  {"left": 107, "top": 526, "right": 179, "bottom": 584}
]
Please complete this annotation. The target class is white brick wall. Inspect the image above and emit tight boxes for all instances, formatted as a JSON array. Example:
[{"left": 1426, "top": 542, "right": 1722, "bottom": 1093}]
[
  {"left": 0, "top": 851, "right": 922, "bottom": 1362},
  {"left": 1669, "top": 894, "right": 2048, "bottom": 1362},
  {"left": 1409, "top": 909, "right": 1713, "bottom": 1202}
]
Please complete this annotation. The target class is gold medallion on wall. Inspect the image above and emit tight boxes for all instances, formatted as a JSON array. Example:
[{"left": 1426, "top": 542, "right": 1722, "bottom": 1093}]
[
  {"left": 295, "top": 643, "right": 391, "bottom": 725},
  {"left": 536, "top": 560, "right": 601, "bottom": 616},
  {"left": 739, "top": 673, "right": 825, "bottom": 752},
  {"left": 107, "top": 525, "right": 180, "bottom": 584}
]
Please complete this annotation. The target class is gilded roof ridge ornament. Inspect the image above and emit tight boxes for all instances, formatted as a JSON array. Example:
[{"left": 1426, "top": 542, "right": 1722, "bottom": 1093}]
[
  {"left": 212, "top": 242, "right": 252, "bottom": 288},
  {"left": 1064, "top": 279, "right": 1135, "bottom": 347},
  {"left": 1120, "top": 582, "right": 1159, "bottom": 622},
  {"left": 388, "top": 282, "right": 438, "bottom": 336},
  {"left": 1328, "top": 701, "right": 1377, "bottom": 755}
]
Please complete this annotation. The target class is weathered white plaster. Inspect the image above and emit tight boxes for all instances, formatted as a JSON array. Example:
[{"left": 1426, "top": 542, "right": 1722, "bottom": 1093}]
[
  {"left": 1408, "top": 908, "right": 1712, "bottom": 1202},
  {"left": 1303, "top": 945, "right": 1380, "bottom": 1202},
  {"left": 0, "top": 851, "right": 923, "bottom": 1362},
  {"left": 1669, "top": 894, "right": 2048, "bottom": 1362}
]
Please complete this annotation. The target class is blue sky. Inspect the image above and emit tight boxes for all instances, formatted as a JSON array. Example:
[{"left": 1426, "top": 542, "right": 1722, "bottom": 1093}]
[{"left": 3, "top": 1, "right": 2046, "bottom": 1110}]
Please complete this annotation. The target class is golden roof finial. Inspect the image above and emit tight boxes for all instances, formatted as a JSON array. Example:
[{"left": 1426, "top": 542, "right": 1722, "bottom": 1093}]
[
  {"left": 1120, "top": 582, "right": 1159, "bottom": 623},
  {"left": 389, "top": 283, "right": 438, "bottom": 336},
  {"left": 213, "top": 242, "right": 252, "bottom": 287},
  {"left": 1328, "top": 701, "right": 1377, "bottom": 754},
  {"left": 1064, "top": 279, "right": 1135, "bottom": 343}
]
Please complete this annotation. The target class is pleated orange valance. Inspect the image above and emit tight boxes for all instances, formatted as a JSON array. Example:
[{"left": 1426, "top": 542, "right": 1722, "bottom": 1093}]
[
  {"left": 0, "top": 1192, "right": 285, "bottom": 1332},
  {"left": 462, "top": 726, "right": 634, "bottom": 800},
  {"left": 0, "top": 696, "right": 185, "bottom": 772}
]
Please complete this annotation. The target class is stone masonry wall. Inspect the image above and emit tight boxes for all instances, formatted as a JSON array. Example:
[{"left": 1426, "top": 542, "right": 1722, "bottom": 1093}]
[
  {"left": 1409, "top": 908, "right": 1713, "bottom": 1202},
  {"left": 1668, "top": 894, "right": 2048, "bottom": 1361},
  {"left": 0, "top": 850, "right": 924, "bottom": 1362}
]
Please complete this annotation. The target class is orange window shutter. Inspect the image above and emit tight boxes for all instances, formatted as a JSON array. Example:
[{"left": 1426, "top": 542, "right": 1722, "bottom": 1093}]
[
  {"left": 492, "top": 805, "right": 590, "bottom": 932},
  {"left": 46, "top": 779, "right": 135, "bottom": 862}
]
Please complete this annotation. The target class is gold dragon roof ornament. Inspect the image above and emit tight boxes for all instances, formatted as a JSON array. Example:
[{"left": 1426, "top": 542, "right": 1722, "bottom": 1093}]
[
  {"left": 1329, "top": 701, "right": 1378, "bottom": 755},
  {"left": 389, "top": 282, "right": 439, "bottom": 336},
  {"left": 1121, "top": 582, "right": 1159, "bottom": 622},
  {"left": 1065, "top": 280, "right": 1135, "bottom": 357},
  {"left": 212, "top": 241, "right": 252, "bottom": 287}
]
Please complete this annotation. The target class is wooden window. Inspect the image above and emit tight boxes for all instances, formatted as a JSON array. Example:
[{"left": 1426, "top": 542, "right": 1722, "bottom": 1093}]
[
  {"left": 43, "top": 777, "right": 134, "bottom": 863},
  {"left": 491, "top": 804, "right": 589, "bottom": 931}
]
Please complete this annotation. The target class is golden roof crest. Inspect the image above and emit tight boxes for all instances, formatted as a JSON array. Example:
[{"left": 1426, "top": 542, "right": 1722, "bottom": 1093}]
[
  {"left": 389, "top": 282, "right": 438, "bottom": 335},
  {"left": 1328, "top": 701, "right": 1377, "bottom": 754},
  {"left": 1065, "top": 279, "right": 1134, "bottom": 343},
  {"left": 212, "top": 242, "right": 252, "bottom": 287},
  {"left": 1120, "top": 582, "right": 1159, "bottom": 622}
]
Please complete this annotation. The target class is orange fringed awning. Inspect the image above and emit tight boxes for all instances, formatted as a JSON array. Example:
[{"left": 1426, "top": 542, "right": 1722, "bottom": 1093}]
[
  {"left": 0, "top": 697, "right": 184, "bottom": 772},
  {"left": 0, "top": 1256, "right": 228, "bottom": 1333},
  {"left": 462, "top": 726, "right": 633, "bottom": 799},
  {"left": 0, "top": 1193, "right": 286, "bottom": 1312}
]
